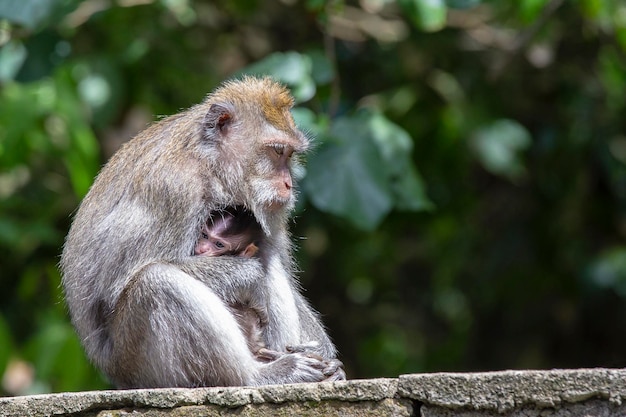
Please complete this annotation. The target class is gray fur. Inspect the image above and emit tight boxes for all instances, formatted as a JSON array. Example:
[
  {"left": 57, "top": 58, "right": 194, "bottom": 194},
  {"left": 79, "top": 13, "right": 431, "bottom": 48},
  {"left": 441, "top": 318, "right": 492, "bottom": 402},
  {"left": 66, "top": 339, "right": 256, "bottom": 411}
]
[{"left": 60, "top": 77, "right": 344, "bottom": 388}]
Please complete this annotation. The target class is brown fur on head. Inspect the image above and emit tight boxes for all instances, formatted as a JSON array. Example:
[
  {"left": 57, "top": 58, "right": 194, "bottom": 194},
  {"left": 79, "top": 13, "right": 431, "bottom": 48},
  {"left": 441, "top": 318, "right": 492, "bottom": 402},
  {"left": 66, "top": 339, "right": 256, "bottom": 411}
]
[{"left": 210, "top": 76, "right": 297, "bottom": 133}]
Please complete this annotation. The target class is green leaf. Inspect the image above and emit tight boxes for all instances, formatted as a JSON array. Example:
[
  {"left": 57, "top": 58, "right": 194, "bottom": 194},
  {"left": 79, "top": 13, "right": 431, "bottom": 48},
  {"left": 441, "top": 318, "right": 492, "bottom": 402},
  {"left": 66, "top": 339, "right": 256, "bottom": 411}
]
[
  {"left": 519, "top": 0, "right": 548, "bottom": 22},
  {"left": 0, "top": 0, "right": 57, "bottom": 29},
  {"left": 24, "top": 312, "right": 108, "bottom": 393},
  {"left": 471, "top": 119, "right": 532, "bottom": 182},
  {"left": 368, "top": 112, "right": 414, "bottom": 163},
  {"left": 292, "top": 107, "right": 329, "bottom": 138},
  {"left": 304, "top": 116, "right": 394, "bottom": 231},
  {"left": 391, "top": 163, "right": 433, "bottom": 211},
  {"left": 367, "top": 112, "right": 433, "bottom": 210},
  {"left": 304, "top": 111, "right": 432, "bottom": 229},
  {"left": 54, "top": 67, "right": 100, "bottom": 198},
  {"left": 0, "top": 40, "right": 28, "bottom": 82},
  {"left": 306, "top": 49, "right": 334, "bottom": 85},
  {"left": 587, "top": 247, "right": 626, "bottom": 297},
  {"left": 399, "top": 0, "right": 447, "bottom": 32}
]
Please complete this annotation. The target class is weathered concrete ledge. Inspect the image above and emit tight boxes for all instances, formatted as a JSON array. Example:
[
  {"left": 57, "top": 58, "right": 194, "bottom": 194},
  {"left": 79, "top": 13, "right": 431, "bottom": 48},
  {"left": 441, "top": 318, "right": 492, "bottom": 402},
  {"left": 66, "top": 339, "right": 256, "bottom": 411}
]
[{"left": 1, "top": 368, "right": 625, "bottom": 416}]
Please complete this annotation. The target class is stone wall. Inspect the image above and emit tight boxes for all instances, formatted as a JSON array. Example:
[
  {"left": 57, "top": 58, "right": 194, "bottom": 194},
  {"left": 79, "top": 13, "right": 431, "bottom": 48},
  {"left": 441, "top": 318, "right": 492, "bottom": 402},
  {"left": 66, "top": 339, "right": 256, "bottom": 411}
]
[{"left": 1, "top": 369, "right": 625, "bottom": 416}]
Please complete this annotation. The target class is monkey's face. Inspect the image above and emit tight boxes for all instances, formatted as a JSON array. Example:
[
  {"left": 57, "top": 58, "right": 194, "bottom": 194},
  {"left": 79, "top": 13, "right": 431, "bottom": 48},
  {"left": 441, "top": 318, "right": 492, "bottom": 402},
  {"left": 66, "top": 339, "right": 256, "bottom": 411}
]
[
  {"left": 250, "top": 128, "right": 308, "bottom": 212},
  {"left": 195, "top": 213, "right": 245, "bottom": 256},
  {"left": 202, "top": 79, "right": 309, "bottom": 214},
  {"left": 199, "top": 77, "right": 310, "bottom": 238}
]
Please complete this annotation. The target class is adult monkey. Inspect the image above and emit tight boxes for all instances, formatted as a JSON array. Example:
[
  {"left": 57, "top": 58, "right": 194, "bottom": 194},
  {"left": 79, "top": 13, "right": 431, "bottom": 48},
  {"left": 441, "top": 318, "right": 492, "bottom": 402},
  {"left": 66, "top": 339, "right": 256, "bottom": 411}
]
[{"left": 60, "top": 77, "right": 345, "bottom": 388}]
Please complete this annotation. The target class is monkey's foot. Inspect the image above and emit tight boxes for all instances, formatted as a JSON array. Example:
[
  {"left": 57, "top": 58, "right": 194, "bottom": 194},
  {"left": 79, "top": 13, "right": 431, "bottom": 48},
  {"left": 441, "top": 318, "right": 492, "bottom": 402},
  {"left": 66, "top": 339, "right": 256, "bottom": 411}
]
[
  {"left": 322, "top": 359, "right": 346, "bottom": 381},
  {"left": 256, "top": 348, "right": 346, "bottom": 383},
  {"left": 256, "top": 348, "right": 331, "bottom": 384}
]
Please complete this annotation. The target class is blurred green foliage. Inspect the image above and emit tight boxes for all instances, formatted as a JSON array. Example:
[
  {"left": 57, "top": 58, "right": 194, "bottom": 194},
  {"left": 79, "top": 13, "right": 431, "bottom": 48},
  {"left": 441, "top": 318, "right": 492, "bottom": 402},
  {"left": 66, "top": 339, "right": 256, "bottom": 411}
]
[{"left": 1, "top": 0, "right": 626, "bottom": 395}]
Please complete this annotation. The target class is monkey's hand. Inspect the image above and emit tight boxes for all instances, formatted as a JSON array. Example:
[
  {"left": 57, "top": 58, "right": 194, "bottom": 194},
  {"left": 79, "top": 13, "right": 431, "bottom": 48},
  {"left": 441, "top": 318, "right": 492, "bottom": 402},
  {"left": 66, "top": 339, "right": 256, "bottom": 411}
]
[
  {"left": 255, "top": 348, "right": 330, "bottom": 384},
  {"left": 260, "top": 344, "right": 346, "bottom": 383},
  {"left": 285, "top": 343, "right": 346, "bottom": 382},
  {"left": 322, "top": 359, "right": 346, "bottom": 382}
]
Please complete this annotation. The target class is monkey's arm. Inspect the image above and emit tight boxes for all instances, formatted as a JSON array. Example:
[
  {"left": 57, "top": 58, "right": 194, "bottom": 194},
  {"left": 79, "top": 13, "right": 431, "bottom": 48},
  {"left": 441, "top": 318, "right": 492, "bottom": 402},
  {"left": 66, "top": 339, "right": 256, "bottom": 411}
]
[
  {"left": 255, "top": 253, "right": 346, "bottom": 381},
  {"left": 177, "top": 255, "right": 264, "bottom": 302}
]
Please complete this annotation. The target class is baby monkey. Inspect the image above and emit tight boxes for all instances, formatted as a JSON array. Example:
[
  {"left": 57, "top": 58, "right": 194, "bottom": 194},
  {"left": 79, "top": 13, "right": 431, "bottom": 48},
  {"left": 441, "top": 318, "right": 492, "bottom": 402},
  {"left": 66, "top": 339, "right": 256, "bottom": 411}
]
[
  {"left": 195, "top": 208, "right": 267, "bottom": 357},
  {"left": 195, "top": 208, "right": 262, "bottom": 258}
]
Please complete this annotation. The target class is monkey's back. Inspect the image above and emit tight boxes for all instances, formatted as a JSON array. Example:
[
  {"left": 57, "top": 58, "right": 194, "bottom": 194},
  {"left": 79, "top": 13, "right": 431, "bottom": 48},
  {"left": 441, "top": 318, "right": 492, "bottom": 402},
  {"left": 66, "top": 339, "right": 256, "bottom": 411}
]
[{"left": 60, "top": 109, "right": 212, "bottom": 367}]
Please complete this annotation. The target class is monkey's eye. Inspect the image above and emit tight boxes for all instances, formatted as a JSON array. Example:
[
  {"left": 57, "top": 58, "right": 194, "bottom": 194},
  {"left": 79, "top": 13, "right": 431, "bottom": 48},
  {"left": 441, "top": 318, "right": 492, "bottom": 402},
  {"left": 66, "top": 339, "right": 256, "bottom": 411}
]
[
  {"left": 270, "top": 143, "right": 295, "bottom": 159},
  {"left": 213, "top": 240, "right": 225, "bottom": 249},
  {"left": 272, "top": 144, "right": 285, "bottom": 156}
]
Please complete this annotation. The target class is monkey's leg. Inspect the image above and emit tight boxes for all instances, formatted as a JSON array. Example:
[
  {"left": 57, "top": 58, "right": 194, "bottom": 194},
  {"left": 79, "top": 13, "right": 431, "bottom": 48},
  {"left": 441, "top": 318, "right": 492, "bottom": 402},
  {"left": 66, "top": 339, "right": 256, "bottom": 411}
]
[
  {"left": 108, "top": 262, "right": 333, "bottom": 388},
  {"left": 108, "top": 262, "right": 261, "bottom": 388}
]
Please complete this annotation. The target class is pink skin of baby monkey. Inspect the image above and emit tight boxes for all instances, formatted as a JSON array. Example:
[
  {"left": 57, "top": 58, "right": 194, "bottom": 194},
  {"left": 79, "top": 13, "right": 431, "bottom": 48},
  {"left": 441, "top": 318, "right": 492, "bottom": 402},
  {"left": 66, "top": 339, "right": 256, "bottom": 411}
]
[{"left": 195, "top": 209, "right": 262, "bottom": 258}]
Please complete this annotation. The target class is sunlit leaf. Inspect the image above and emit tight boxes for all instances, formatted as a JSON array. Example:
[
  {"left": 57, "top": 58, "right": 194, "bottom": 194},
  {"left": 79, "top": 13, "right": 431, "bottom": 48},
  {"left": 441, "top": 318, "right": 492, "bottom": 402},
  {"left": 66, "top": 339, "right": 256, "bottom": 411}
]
[
  {"left": 391, "top": 164, "right": 433, "bottom": 211},
  {"left": 307, "top": 50, "right": 334, "bottom": 85},
  {"left": 587, "top": 247, "right": 626, "bottom": 297},
  {"left": 399, "top": 0, "right": 447, "bottom": 32},
  {"left": 63, "top": 140, "right": 98, "bottom": 198},
  {"left": 368, "top": 111, "right": 413, "bottom": 161},
  {"left": 0, "top": 40, "right": 28, "bottom": 82},
  {"left": 0, "top": 0, "right": 57, "bottom": 29},
  {"left": 580, "top": 0, "right": 604, "bottom": 19},
  {"left": 519, "top": 0, "right": 549, "bottom": 22},
  {"left": 304, "top": 116, "right": 394, "bottom": 231},
  {"left": 292, "top": 107, "right": 329, "bottom": 138},
  {"left": 304, "top": 111, "right": 431, "bottom": 229},
  {"left": 471, "top": 119, "right": 532, "bottom": 182},
  {"left": 78, "top": 74, "right": 111, "bottom": 110},
  {"left": 367, "top": 112, "right": 433, "bottom": 211}
]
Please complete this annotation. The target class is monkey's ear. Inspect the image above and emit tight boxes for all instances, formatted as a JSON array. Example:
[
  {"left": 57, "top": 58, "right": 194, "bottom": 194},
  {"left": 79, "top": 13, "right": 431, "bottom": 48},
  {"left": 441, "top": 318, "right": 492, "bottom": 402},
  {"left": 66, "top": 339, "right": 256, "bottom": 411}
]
[{"left": 204, "top": 103, "right": 234, "bottom": 138}]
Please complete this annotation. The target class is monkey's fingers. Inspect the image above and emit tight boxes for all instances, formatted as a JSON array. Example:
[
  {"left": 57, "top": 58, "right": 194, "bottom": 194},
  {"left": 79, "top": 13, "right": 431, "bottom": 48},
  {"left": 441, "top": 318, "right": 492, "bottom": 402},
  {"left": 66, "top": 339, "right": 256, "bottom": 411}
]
[
  {"left": 297, "top": 354, "right": 327, "bottom": 371},
  {"left": 256, "top": 348, "right": 284, "bottom": 362},
  {"left": 286, "top": 341, "right": 320, "bottom": 353},
  {"left": 304, "top": 352, "right": 325, "bottom": 361},
  {"left": 322, "top": 359, "right": 346, "bottom": 380},
  {"left": 321, "top": 359, "right": 344, "bottom": 375},
  {"left": 323, "top": 370, "right": 347, "bottom": 382}
]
